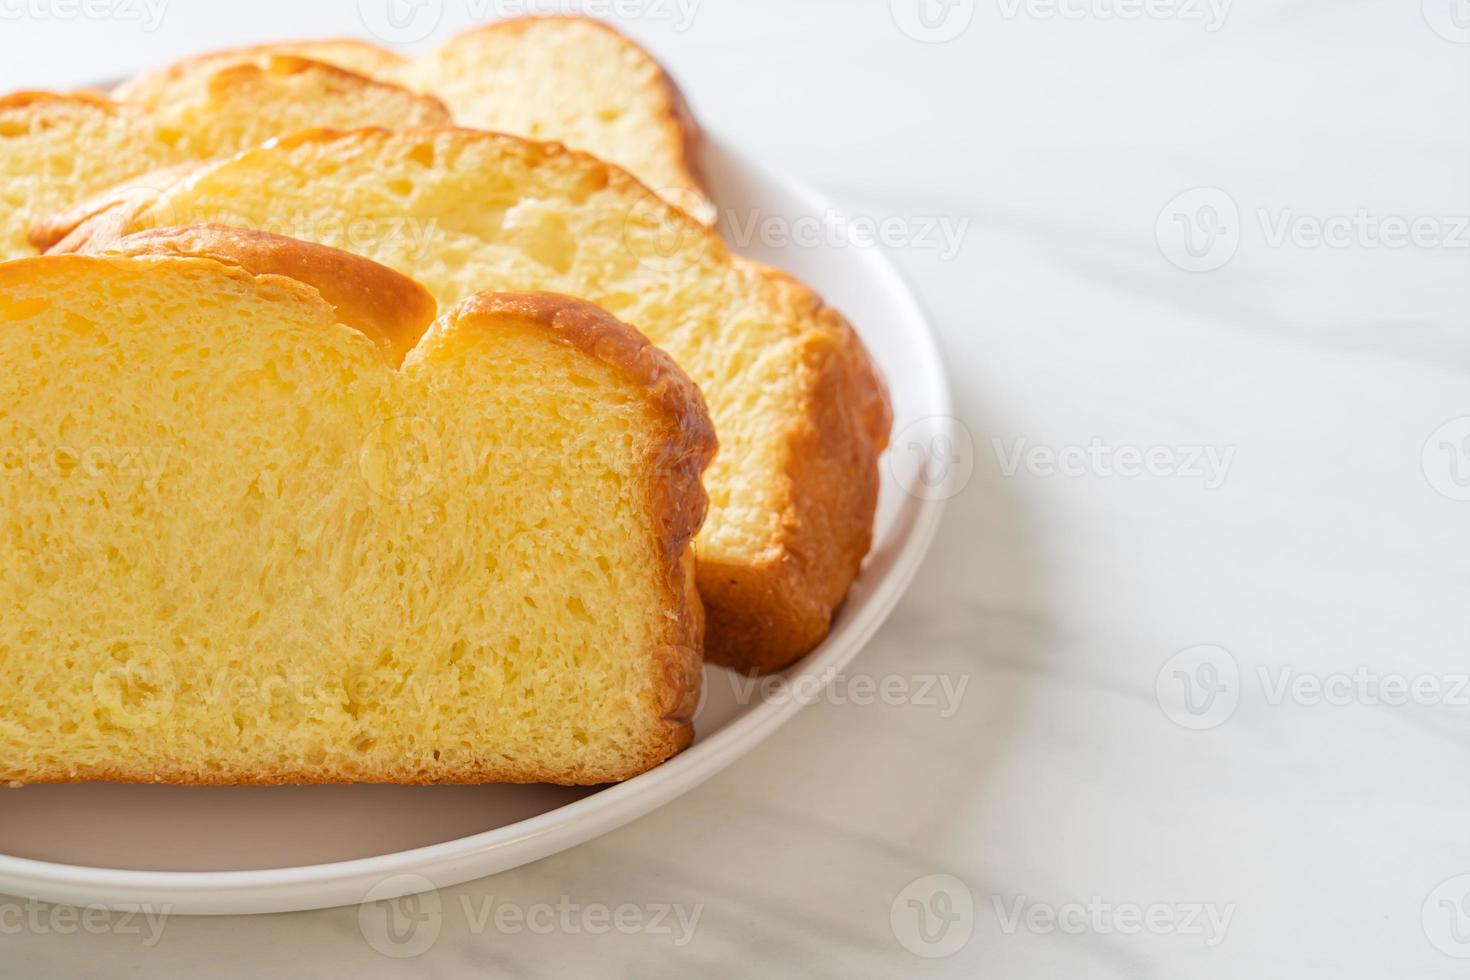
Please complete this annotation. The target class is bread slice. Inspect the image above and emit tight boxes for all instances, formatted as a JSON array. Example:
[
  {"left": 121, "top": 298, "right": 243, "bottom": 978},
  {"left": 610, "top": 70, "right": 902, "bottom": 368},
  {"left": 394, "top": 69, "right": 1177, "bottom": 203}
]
[
  {"left": 0, "top": 227, "right": 714, "bottom": 785},
  {"left": 0, "top": 57, "right": 448, "bottom": 261},
  {"left": 47, "top": 129, "right": 892, "bottom": 673},
  {"left": 403, "top": 17, "right": 713, "bottom": 225},
  {"left": 110, "top": 17, "right": 715, "bottom": 225}
]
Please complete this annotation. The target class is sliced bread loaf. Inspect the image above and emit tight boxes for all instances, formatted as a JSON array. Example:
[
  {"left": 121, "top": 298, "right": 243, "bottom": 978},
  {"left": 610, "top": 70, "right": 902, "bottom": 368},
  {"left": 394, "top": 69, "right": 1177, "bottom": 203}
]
[
  {"left": 0, "top": 227, "right": 714, "bottom": 785},
  {"left": 48, "top": 129, "right": 892, "bottom": 673},
  {"left": 110, "top": 16, "right": 715, "bottom": 225},
  {"left": 0, "top": 58, "right": 448, "bottom": 260}
]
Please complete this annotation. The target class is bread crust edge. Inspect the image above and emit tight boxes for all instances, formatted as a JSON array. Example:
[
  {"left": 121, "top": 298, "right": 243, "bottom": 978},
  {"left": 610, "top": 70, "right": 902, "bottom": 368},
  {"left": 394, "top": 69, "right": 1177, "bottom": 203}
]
[
  {"left": 110, "top": 38, "right": 412, "bottom": 104},
  {"left": 97, "top": 224, "right": 438, "bottom": 367},
  {"left": 700, "top": 267, "right": 893, "bottom": 674},
  {"left": 439, "top": 15, "right": 716, "bottom": 226}
]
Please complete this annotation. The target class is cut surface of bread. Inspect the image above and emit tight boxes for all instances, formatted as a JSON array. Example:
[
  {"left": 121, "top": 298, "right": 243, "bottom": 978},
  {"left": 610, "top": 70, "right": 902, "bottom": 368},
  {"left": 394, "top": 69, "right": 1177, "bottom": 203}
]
[
  {"left": 52, "top": 129, "right": 892, "bottom": 672},
  {"left": 0, "top": 231, "right": 713, "bottom": 785},
  {"left": 404, "top": 17, "right": 713, "bottom": 225},
  {"left": 0, "top": 58, "right": 448, "bottom": 261},
  {"left": 109, "top": 17, "right": 715, "bottom": 225}
]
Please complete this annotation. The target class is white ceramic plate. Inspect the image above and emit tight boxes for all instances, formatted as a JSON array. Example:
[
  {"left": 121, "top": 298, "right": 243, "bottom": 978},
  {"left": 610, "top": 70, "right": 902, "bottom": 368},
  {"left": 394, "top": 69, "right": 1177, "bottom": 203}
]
[{"left": 0, "top": 136, "right": 951, "bottom": 915}]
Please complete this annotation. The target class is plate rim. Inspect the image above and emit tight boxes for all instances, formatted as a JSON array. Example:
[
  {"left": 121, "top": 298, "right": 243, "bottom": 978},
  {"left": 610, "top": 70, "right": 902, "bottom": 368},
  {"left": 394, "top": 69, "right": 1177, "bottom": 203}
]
[{"left": 0, "top": 135, "right": 953, "bottom": 914}]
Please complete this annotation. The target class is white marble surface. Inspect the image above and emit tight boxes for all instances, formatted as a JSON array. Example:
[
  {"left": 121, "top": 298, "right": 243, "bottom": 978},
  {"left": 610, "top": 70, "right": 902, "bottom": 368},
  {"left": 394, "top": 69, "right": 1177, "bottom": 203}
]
[{"left": 3, "top": 0, "right": 1469, "bottom": 975}]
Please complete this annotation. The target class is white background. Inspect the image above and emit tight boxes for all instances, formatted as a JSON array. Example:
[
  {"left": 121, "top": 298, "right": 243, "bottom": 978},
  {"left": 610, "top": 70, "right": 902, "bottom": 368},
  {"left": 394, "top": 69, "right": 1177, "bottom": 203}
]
[{"left": 3, "top": 0, "right": 1470, "bottom": 976}]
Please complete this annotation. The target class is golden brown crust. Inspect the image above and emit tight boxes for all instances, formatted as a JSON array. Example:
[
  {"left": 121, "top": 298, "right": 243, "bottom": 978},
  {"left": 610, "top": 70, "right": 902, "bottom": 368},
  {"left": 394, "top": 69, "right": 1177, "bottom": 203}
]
[
  {"left": 111, "top": 38, "right": 410, "bottom": 104},
  {"left": 654, "top": 61, "right": 714, "bottom": 224},
  {"left": 0, "top": 89, "right": 121, "bottom": 115},
  {"left": 93, "top": 225, "right": 438, "bottom": 367},
  {"left": 0, "top": 249, "right": 328, "bottom": 308},
  {"left": 449, "top": 290, "right": 719, "bottom": 488},
  {"left": 6, "top": 748, "right": 674, "bottom": 785},
  {"left": 437, "top": 15, "right": 715, "bottom": 225},
  {"left": 701, "top": 274, "right": 892, "bottom": 673},
  {"left": 447, "top": 291, "right": 717, "bottom": 757},
  {"left": 5, "top": 758, "right": 657, "bottom": 787},
  {"left": 200, "top": 54, "right": 450, "bottom": 122}
]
